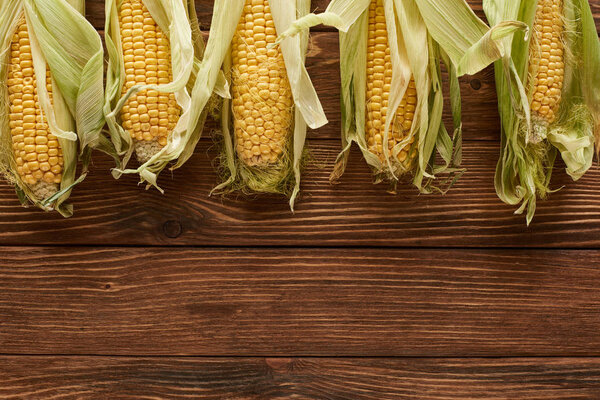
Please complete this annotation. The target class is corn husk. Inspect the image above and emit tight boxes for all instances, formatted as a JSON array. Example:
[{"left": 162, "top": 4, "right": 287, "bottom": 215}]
[
  {"left": 210, "top": 0, "right": 328, "bottom": 210},
  {"left": 483, "top": 0, "right": 600, "bottom": 225},
  {"left": 104, "top": 0, "right": 217, "bottom": 190},
  {"left": 277, "top": 0, "right": 526, "bottom": 192},
  {"left": 0, "top": 0, "right": 105, "bottom": 216}
]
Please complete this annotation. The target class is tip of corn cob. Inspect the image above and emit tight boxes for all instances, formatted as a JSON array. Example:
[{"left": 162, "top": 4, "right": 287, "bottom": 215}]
[
  {"left": 30, "top": 181, "right": 59, "bottom": 200},
  {"left": 134, "top": 139, "right": 163, "bottom": 164}
]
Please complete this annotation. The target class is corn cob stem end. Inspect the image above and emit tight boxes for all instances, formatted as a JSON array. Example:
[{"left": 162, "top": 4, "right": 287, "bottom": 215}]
[
  {"left": 134, "top": 139, "right": 163, "bottom": 164},
  {"left": 30, "top": 181, "right": 59, "bottom": 200}
]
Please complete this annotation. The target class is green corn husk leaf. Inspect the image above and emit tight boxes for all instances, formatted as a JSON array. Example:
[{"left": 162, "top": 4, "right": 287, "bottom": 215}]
[
  {"left": 279, "top": 0, "right": 522, "bottom": 193},
  {"left": 483, "top": 0, "right": 599, "bottom": 225},
  {"left": 211, "top": 0, "right": 328, "bottom": 211},
  {"left": 576, "top": 0, "right": 600, "bottom": 153},
  {"left": 0, "top": 0, "right": 104, "bottom": 217},
  {"left": 104, "top": 0, "right": 216, "bottom": 191}
]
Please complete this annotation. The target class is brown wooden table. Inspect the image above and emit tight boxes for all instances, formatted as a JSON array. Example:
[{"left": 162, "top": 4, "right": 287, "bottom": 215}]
[{"left": 2, "top": 1, "right": 600, "bottom": 398}]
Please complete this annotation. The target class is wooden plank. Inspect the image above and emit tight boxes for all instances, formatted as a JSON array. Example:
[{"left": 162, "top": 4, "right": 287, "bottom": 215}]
[
  {"left": 85, "top": 0, "right": 600, "bottom": 32},
  {"left": 1, "top": 140, "right": 599, "bottom": 247},
  {"left": 2, "top": 247, "right": 600, "bottom": 356},
  {"left": 2, "top": 356, "right": 600, "bottom": 399}
]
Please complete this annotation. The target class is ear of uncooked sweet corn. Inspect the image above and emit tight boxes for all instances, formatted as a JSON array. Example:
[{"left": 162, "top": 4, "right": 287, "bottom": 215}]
[
  {"left": 1, "top": 0, "right": 104, "bottom": 216},
  {"left": 230, "top": 0, "right": 294, "bottom": 168},
  {"left": 212, "top": 0, "right": 327, "bottom": 207},
  {"left": 484, "top": 0, "right": 598, "bottom": 225},
  {"left": 118, "top": 0, "right": 180, "bottom": 164},
  {"left": 7, "top": 18, "right": 64, "bottom": 200},
  {"left": 104, "top": 0, "right": 213, "bottom": 190},
  {"left": 274, "top": 0, "right": 518, "bottom": 193}
]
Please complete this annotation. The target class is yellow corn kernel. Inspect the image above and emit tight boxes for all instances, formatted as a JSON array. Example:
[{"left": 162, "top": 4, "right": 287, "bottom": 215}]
[
  {"left": 119, "top": 0, "right": 180, "bottom": 163},
  {"left": 8, "top": 18, "right": 62, "bottom": 198},
  {"left": 529, "top": 0, "right": 564, "bottom": 125},
  {"left": 365, "top": 0, "right": 416, "bottom": 167},
  {"left": 231, "top": 0, "right": 293, "bottom": 167}
]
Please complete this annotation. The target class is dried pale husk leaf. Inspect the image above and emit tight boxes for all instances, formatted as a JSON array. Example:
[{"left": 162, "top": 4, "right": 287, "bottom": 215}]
[
  {"left": 414, "top": 0, "right": 528, "bottom": 76},
  {"left": 277, "top": 0, "right": 371, "bottom": 38},
  {"left": 24, "top": 0, "right": 105, "bottom": 147},
  {"left": 65, "top": 0, "right": 85, "bottom": 12},
  {"left": 574, "top": 0, "right": 600, "bottom": 153},
  {"left": 330, "top": 9, "right": 369, "bottom": 181},
  {"left": 212, "top": 0, "right": 327, "bottom": 210}
]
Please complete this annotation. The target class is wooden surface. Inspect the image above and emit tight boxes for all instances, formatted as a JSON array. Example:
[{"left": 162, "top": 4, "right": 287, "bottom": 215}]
[
  {"left": 3, "top": 141, "right": 600, "bottom": 248},
  {"left": 3, "top": 357, "right": 600, "bottom": 399},
  {"left": 2, "top": 247, "right": 600, "bottom": 356},
  {"left": 1, "top": 0, "right": 600, "bottom": 398}
]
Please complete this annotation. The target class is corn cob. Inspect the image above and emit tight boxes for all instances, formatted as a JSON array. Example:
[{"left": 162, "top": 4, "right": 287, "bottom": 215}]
[
  {"left": 7, "top": 18, "right": 63, "bottom": 200},
  {"left": 230, "top": 0, "right": 294, "bottom": 167},
  {"left": 484, "top": 0, "right": 599, "bottom": 224},
  {"left": 529, "top": 0, "right": 564, "bottom": 128},
  {"left": 365, "top": 0, "right": 416, "bottom": 166},
  {"left": 118, "top": 0, "right": 180, "bottom": 163},
  {"left": 275, "top": 0, "right": 525, "bottom": 196}
]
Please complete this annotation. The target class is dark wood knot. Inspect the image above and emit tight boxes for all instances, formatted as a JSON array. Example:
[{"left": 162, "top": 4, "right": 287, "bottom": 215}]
[
  {"left": 470, "top": 79, "right": 482, "bottom": 90},
  {"left": 265, "top": 358, "right": 293, "bottom": 373},
  {"left": 163, "top": 220, "right": 183, "bottom": 238}
]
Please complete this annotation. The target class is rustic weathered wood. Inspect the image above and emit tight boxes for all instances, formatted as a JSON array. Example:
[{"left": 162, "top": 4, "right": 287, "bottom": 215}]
[
  {"left": 2, "top": 356, "right": 600, "bottom": 399},
  {"left": 0, "top": 2, "right": 597, "bottom": 396},
  {"left": 1, "top": 140, "right": 599, "bottom": 247},
  {"left": 2, "top": 247, "right": 600, "bottom": 356}
]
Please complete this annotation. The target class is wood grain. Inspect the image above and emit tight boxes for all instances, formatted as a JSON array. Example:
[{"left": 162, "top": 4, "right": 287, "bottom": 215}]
[
  {"left": 2, "top": 247, "right": 600, "bottom": 356},
  {"left": 0, "top": 3, "right": 598, "bottom": 397},
  {"left": 1, "top": 140, "right": 600, "bottom": 247},
  {"left": 2, "top": 356, "right": 600, "bottom": 399}
]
